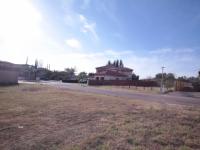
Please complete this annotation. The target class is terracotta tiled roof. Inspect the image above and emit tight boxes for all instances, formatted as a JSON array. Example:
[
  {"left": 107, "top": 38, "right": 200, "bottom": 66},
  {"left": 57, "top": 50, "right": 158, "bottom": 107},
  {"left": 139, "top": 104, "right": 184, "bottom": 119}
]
[
  {"left": 96, "top": 65, "right": 133, "bottom": 71},
  {"left": 95, "top": 70, "right": 128, "bottom": 77}
]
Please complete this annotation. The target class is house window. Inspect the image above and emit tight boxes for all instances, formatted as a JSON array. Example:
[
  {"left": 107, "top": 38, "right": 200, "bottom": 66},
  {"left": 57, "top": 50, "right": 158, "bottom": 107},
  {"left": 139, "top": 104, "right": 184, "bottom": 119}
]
[
  {"left": 101, "top": 77, "right": 104, "bottom": 80},
  {"left": 96, "top": 77, "right": 99, "bottom": 80}
]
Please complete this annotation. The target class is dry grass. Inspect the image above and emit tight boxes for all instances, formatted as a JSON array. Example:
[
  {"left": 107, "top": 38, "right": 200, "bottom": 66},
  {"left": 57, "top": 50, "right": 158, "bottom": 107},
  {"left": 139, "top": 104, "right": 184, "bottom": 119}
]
[
  {"left": 94, "top": 85, "right": 163, "bottom": 94},
  {"left": 0, "top": 84, "right": 200, "bottom": 150}
]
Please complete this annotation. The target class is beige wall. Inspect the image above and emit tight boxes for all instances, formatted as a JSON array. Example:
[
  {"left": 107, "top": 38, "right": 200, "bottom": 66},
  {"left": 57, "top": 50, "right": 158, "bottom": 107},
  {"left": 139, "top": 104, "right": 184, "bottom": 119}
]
[{"left": 0, "top": 70, "right": 18, "bottom": 85}]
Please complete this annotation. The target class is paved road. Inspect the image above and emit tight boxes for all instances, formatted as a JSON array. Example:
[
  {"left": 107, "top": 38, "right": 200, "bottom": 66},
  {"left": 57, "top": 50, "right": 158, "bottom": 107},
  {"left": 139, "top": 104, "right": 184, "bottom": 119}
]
[{"left": 22, "top": 81, "right": 200, "bottom": 106}]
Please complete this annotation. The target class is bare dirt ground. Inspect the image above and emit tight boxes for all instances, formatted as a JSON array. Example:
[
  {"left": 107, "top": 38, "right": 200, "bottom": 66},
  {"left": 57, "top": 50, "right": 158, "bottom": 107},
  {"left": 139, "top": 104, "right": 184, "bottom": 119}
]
[
  {"left": 0, "top": 84, "right": 200, "bottom": 150},
  {"left": 38, "top": 81, "right": 200, "bottom": 106}
]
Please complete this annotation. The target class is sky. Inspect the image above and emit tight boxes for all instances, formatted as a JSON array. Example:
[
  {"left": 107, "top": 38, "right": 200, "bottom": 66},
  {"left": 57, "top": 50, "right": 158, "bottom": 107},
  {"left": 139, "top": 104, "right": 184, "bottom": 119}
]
[{"left": 0, "top": 0, "right": 200, "bottom": 78}]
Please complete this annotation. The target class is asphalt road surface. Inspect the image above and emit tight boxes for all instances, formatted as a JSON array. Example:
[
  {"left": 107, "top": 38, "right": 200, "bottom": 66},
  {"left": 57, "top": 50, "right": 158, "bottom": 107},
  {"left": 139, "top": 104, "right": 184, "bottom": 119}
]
[{"left": 21, "top": 81, "right": 200, "bottom": 106}]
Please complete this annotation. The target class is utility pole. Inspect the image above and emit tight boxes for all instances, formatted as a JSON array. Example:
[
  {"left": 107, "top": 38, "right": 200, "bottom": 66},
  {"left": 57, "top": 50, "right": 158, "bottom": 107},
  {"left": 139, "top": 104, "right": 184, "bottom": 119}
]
[{"left": 160, "top": 66, "right": 165, "bottom": 93}]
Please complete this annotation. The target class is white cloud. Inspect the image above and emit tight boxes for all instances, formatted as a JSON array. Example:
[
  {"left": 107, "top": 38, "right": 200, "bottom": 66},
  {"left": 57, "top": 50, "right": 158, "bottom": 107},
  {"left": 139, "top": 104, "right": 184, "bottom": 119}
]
[
  {"left": 63, "top": 1, "right": 99, "bottom": 41},
  {"left": 147, "top": 47, "right": 199, "bottom": 77},
  {"left": 79, "top": 14, "right": 99, "bottom": 41},
  {"left": 150, "top": 48, "right": 195, "bottom": 54},
  {"left": 150, "top": 48, "right": 172, "bottom": 54},
  {"left": 104, "top": 49, "right": 133, "bottom": 58},
  {"left": 65, "top": 38, "right": 82, "bottom": 49}
]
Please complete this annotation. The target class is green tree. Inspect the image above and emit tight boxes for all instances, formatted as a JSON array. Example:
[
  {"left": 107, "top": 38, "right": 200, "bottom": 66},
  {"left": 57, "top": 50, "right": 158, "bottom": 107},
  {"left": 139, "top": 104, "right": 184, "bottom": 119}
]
[
  {"left": 107, "top": 60, "right": 111, "bottom": 65},
  {"left": 77, "top": 72, "right": 88, "bottom": 83},
  {"left": 34, "top": 59, "right": 38, "bottom": 80},
  {"left": 113, "top": 60, "right": 116, "bottom": 66},
  {"left": 166, "top": 73, "right": 175, "bottom": 80},
  {"left": 166, "top": 73, "right": 175, "bottom": 88},
  {"left": 155, "top": 73, "right": 167, "bottom": 80},
  {"left": 155, "top": 73, "right": 175, "bottom": 88},
  {"left": 116, "top": 60, "right": 119, "bottom": 67},
  {"left": 177, "top": 76, "right": 188, "bottom": 81},
  {"left": 132, "top": 73, "right": 139, "bottom": 80},
  {"left": 64, "top": 68, "right": 76, "bottom": 80},
  {"left": 119, "top": 60, "right": 124, "bottom": 67},
  {"left": 35, "top": 59, "right": 38, "bottom": 69}
]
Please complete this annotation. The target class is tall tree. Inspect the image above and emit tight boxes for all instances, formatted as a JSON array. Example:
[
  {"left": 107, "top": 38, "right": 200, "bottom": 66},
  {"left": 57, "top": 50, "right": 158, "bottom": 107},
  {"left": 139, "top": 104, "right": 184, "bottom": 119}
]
[
  {"left": 35, "top": 59, "right": 38, "bottom": 69},
  {"left": 113, "top": 60, "right": 116, "bottom": 66},
  {"left": 107, "top": 60, "right": 111, "bottom": 65},
  {"left": 119, "top": 60, "right": 124, "bottom": 67},
  {"left": 116, "top": 60, "right": 119, "bottom": 67},
  {"left": 34, "top": 59, "right": 38, "bottom": 80}
]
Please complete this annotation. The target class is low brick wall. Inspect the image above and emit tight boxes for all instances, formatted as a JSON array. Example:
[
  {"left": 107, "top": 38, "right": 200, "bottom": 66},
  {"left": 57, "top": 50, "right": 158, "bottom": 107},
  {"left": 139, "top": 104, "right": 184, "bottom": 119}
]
[
  {"left": 62, "top": 80, "right": 78, "bottom": 83},
  {"left": 88, "top": 80, "right": 158, "bottom": 87}
]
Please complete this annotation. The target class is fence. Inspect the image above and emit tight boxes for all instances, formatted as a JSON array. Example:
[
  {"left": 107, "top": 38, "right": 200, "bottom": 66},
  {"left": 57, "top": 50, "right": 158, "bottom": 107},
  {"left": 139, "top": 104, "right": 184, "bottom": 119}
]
[
  {"left": 175, "top": 80, "right": 193, "bottom": 91},
  {"left": 62, "top": 80, "right": 78, "bottom": 83},
  {"left": 88, "top": 80, "right": 158, "bottom": 87}
]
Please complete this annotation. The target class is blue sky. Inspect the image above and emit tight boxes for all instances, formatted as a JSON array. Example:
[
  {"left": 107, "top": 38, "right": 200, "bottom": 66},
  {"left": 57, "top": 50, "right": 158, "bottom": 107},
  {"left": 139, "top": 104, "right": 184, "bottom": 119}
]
[{"left": 0, "top": 0, "right": 200, "bottom": 78}]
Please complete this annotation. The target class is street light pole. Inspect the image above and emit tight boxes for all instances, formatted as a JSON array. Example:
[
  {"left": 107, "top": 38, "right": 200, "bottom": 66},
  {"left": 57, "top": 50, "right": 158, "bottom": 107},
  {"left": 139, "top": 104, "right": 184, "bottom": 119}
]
[{"left": 161, "top": 66, "right": 165, "bottom": 93}]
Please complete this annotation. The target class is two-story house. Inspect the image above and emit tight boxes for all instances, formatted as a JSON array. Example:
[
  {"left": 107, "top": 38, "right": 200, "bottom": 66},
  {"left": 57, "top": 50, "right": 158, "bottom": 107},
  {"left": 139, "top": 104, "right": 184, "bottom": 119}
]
[{"left": 89, "top": 63, "right": 133, "bottom": 81}]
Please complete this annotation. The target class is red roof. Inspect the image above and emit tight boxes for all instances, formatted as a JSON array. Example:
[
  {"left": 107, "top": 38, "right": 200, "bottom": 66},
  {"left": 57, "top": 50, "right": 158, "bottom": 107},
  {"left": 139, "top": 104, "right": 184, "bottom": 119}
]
[
  {"left": 96, "top": 65, "right": 133, "bottom": 72},
  {"left": 95, "top": 70, "right": 128, "bottom": 77}
]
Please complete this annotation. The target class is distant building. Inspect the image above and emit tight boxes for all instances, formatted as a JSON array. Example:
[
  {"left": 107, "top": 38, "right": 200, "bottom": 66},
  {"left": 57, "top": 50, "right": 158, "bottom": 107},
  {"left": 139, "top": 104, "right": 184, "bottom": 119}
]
[
  {"left": 89, "top": 63, "right": 133, "bottom": 81},
  {"left": 17, "top": 64, "right": 36, "bottom": 80},
  {"left": 0, "top": 61, "right": 19, "bottom": 85}
]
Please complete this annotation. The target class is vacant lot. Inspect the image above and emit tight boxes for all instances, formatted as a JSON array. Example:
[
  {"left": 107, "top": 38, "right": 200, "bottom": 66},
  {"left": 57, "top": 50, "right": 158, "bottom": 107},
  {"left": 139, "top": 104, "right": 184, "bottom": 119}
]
[
  {"left": 95, "top": 85, "right": 161, "bottom": 94},
  {"left": 0, "top": 84, "right": 200, "bottom": 150}
]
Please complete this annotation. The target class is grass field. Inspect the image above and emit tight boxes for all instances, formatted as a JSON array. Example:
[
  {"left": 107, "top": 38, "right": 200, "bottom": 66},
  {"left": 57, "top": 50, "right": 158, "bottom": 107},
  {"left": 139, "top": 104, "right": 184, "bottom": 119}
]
[
  {"left": 0, "top": 84, "right": 200, "bottom": 150},
  {"left": 94, "top": 85, "right": 163, "bottom": 94}
]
